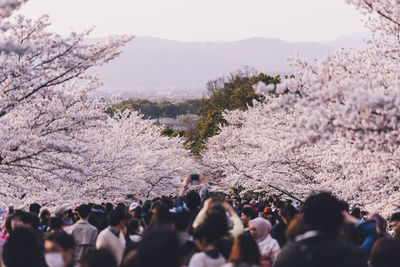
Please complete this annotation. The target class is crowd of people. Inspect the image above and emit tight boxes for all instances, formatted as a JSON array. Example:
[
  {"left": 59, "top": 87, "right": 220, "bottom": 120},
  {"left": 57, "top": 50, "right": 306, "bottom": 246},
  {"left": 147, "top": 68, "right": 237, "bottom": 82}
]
[{"left": 1, "top": 174, "right": 400, "bottom": 267}]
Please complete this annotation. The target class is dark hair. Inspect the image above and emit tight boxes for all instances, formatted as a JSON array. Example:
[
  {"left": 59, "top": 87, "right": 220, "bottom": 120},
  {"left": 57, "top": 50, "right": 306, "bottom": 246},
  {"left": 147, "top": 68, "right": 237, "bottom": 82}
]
[
  {"left": 204, "top": 207, "right": 228, "bottom": 239},
  {"left": 105, "top": 203, "right": 114, "bottom": 214},
  {"left": 4, "top": 216, "right": 12, "bottom": 234},
  {"left": 274, "top": 200, "right": 285, "bottom": 209},
  {"left": 137, "top": 227, "right": 180, "bottom": 267},
  {"left": 242, "top": 207, "right": 257, "bottom": 219},
  {"left": 81, "top": 248, "right": 118, "bottom": 267},
  {"left": 391, "top": 212, "right": 400, "bottom": 222},
  {"left": 49, "top": 216, "right": 63, "bottom": 231},
  {"left": 149, "top": 204, "right": 171, "bottom": 228},
  {"left": 152, "top": 197, "right": 160, "bottom": 202},
  {"left": 370, "top": 238, "right": 400, "bottom": 267},
  {"left": 185, "top": 191, "right": 200, "bottom": 211},
  {"left": 45, "top": 230, "right": 75, "bottom": 251},
  {"left": 173, "top": 211, "right": 191, "bottom": 232},
  {"left": 2, "top": 227, "right": 43, "bottom": 267},
  {"left": 339, "top": 200, "right": 350, "bottom": 213},
  {"left": 78, "top": 204, "right": 91, "bottom": 219},
  {"left": 89, "top": 212, "right": 108, "bottom": 232},
  {"left": 29, "top": 203, "right": 41, "bottom": 214},
  {"left": 281, "top": 204, "right": 299, "bottom": 221},
  {"left": 11, "top": 210, "right": 35, "bottom": 227},
  {"left": 126, "top": 218, "right": 141, "bottom": 235},
  {"left": 228, "top": 232, "right": 260, "bottom": 266},
  {"left": 117, "top": 203, "right": 126, "bottom": 211},
  {"left": 351, "top": 207, "right": 361, "bottom": 219},
  {"left": 142, "top": 201, "right": 152, "bottom": 213},
  {"left": 108, "top": 209, "right": 126, "bottom": 227},
  {"left": 161, "top": 196, "right": 173, "bottom": 209},
  {"left": 193, "top": 222, "right": 218, "bottom": 244},
  {"left": 40, "top": 209, "right": 50, "bottom": 221},
  {"left": 302, "top": 192, "right": 343, "bottom": 233}
]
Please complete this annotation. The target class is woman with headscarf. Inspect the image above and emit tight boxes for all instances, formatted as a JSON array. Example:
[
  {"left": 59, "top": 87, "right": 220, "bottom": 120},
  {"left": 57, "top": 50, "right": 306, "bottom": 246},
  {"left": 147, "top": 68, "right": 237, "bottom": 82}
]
[{"left": 248, "top": 217, "right": 280, "bottom": 262}]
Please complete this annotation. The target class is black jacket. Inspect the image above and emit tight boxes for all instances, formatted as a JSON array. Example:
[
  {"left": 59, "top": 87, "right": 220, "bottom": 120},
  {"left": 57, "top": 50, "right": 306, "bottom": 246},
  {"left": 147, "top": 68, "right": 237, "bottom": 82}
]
[{"left": 274, "top": 232, "right": 368, "bottom": 267}]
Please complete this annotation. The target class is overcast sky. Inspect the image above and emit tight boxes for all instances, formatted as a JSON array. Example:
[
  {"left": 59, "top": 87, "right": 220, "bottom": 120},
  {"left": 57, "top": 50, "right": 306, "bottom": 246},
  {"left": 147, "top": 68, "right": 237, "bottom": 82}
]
[{"left": 18, "top": 0, "right": 366, "bottom": 42}]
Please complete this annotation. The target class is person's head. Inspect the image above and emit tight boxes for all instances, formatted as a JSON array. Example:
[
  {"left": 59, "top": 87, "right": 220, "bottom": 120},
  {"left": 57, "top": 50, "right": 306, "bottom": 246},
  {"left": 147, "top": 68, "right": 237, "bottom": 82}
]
[
  {"left": 173, "top": 210, "right": 191, "bottom": 233},
  {"left": 29, "top": 203, "right": 41, "bottom": 216},
  {"left": 241, "top": 207, "right": 257, "bottom": 226},
  {"left": 228, "top": 232, "right": 260, "bottom": 265},
  {"left": 10, "top": 210, "right": 34, "bottom": 231},
  {"left": 2, "top": 227, "right": 43, "bottom": 267},
  {"left": 105, "top": 203, "right": 114, "bottom": 214},
  {"left": 280, "top": 204, "right": 299, "bottom": 225},
  {"left": 136, "top": 227, "right": 180, "bottom": 267},
  {"left": 72, "top": 209, "right": 80, "bottom": 223},
  {"left": 126, "top": 218, "right": 142, "bottom": 236},
  {"left": 116, "top": 203, "right": 126, "bottom": 212},
  {"left": 370, "top": 238, "right": 400, "bottom": 267},
  {"left": 391, "top": 212, "right": 400, "bottom": 233},
  {"left": 193, "top": 222, "right": 218, "bottom": 251},
  {"left": 3, "top": 215, "right": 13, "bottom": 235},
  {"left": 44, "top": 231, "right": 75, "bottom": 267},
  {"left": 77, "top": 204, "right": 91, "bottom": 220},
  {"left": 108, "top": 208, "right": 126, "bottom": 229},
  {"left": 91, "top": 204, "right": 106, "bottom": 215},
  {"left": 204, "top": 207, "right": 228, "bottom": 239},
  {"left": 263, "top": 207, "right": 274, "bottom": 221},
  {"left": 248, "top": 217, "right": 272, "bottom": 243},
  {"left": 142, "top": 201, "right": 152, "bottom": 213},
  {"left": 161, "top": 196, "right": 173, "bottom": 209},
  {"left": 128, "top": 202, "right": 138, "bottom": 217},
  {"left": 351, "top": 207, "right": 361, "bottom": 219},
  {"left": 185, "top": 190, "right": 200, "bottom": 211},
  {"left": 40, "top": 209, "right": 51, "bottom": 222},
  {"left": 302, "top": 192, "right": 343, "bottom": 234},
  {"left": 49, "top": 216, "right": 63, "bottom": 231},
  {"left": 55, "top": 205, "right": 69, "bottom": 221},
  {"left": 80, "top": 249, "right": 117, "bottom": 267},
  {"left": 149, "top": 203, "right": 171, "bottom": 228},
  {"left": 274, "top": 200, "right": 285, "bottom": 210}
]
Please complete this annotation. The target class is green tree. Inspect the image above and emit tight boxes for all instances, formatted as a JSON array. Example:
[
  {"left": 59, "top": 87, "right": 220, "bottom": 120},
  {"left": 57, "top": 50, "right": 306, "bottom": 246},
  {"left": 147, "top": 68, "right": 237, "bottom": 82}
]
[
  {"left": 186, "top": 69, "right": 280, "bottom": 154},
  {"left": 106, "top": 99, "right": 201, "bottom": 119}
]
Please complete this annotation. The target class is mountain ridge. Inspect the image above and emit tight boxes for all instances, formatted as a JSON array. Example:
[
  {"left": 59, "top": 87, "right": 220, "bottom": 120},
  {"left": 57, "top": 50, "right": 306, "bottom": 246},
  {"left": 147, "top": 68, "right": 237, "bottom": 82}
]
[{"left": 93, "top": 32, "right": 370, "bottom": 98}]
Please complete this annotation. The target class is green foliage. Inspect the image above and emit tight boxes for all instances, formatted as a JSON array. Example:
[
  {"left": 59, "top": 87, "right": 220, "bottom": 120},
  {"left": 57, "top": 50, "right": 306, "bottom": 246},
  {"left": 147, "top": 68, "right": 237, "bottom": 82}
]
[
  {"left": 186, "top": 69, "right": 281, "bottom": 154},
  {"left": 106, "top": 99, "right": 201, "bottom": 119},
  {"left": 161, "top": 126, "right": 185, "bottom": 138}
]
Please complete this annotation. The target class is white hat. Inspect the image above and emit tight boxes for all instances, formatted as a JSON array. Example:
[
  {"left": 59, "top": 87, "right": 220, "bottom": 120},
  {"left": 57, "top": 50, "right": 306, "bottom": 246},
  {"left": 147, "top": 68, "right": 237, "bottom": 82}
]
[
  {"left": 54, "top": 205, "right": 69, "bottom": 217},
  {"left": 129, "top": 202, "right": 138, "bottom": 211}
]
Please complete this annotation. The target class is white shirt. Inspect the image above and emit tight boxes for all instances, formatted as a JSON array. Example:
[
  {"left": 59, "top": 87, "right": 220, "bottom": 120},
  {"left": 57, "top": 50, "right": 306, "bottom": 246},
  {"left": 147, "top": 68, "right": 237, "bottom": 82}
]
[
  {"left": 188, "top": 251, "right": 225, "bottom": 267},
  {"left": 96, "top": 227, "right": 125, "bottom": 265},
  {"left": 258, "top": 234, "right": 280, "bottom": 260},
  {"left": 129, "top": 234, "right": 141, "bottom": 242}
]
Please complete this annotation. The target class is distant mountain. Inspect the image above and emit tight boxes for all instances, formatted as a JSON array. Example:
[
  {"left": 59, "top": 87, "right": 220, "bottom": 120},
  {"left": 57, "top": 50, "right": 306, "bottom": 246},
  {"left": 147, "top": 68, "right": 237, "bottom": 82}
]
[
  {"left": 325, "top": 32, "right": 371, "bottom": 49},
  {"left": 93, "top": 33, "right": 369, "bottom": 98}
]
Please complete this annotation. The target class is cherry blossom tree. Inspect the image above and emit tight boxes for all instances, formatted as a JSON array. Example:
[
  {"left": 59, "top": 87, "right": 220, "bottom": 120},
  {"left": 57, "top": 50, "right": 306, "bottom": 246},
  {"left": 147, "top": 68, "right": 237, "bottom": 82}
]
[
  {"left": 75, "top": 111, "right": 200, "bottom": 203},
  {"left": 0, "top": 4, "right": 201, "bottom": 207},
  {"left": 203, "top": 0, "right": 400, "bottom": 216},
  {"left": 0, "top": 2, "right": 131, "bottom": 207}
]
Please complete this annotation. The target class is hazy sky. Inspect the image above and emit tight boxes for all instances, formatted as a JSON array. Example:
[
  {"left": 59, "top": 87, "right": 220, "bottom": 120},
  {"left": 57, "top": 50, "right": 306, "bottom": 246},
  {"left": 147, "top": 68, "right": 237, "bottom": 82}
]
[{"left": 18, "top": 0, "right": 366, "bottom": 42}]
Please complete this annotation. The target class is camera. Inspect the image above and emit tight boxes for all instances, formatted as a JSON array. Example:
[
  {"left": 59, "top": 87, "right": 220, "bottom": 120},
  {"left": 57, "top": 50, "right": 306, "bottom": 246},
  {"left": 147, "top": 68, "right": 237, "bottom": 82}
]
[{"left": 210, "top": 192, "right": 225, "bottom": 203}]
